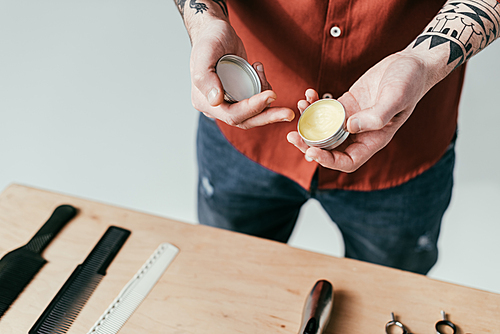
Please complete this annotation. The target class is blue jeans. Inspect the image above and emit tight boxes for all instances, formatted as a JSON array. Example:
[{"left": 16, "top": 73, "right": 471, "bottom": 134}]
[{"left": 196, "top": 114, "right": 455, "bottom": 274}]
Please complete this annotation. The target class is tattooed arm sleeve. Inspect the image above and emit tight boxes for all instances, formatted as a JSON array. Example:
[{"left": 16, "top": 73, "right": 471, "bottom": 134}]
[
  {"left": 174, "top": 0, "right": 227, "bottom": 18},
  {"left": 411, "top": 0, "right": 500, "bottom": 72},
  {"left": 174, "top": 0, "right": 228, "bottom": 42}
]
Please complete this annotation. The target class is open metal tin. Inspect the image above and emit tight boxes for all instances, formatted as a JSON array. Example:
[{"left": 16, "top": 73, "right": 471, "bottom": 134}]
[{"left": 298, "top": 99, "right": 349, "bottom": 151}]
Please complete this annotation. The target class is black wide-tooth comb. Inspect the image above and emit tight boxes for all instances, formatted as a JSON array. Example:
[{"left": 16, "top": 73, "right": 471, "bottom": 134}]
[
  {"left": 29, "top": 225, "right": 130, "bottom": 334},
  {"left": 0, "top": 204, "right": 78, "bottom": 319}
]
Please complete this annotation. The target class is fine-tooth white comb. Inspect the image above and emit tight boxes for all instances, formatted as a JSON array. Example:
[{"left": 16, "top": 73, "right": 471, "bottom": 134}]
[{"left": 87, "top": 242, "right": 179, "bottom": 334}]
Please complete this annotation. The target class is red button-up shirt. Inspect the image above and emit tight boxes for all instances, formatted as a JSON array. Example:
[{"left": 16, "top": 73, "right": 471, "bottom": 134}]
[{"left": 217, "top": 0, "right": 465, "bottom": 191}]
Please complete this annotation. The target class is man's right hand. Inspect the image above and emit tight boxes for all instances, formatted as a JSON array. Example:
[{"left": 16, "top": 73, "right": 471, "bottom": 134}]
[{"left": 185, "top": 12, "right": 294, "bottom": 129}]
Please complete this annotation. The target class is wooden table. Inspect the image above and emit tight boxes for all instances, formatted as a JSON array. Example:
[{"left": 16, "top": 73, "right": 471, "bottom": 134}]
[{"left": 0, "top": 184, "right": 498, "bottom": 333}]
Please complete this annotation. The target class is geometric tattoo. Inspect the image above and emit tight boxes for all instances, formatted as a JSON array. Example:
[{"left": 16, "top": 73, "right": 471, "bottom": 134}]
[
  {"left": 175, "top": 0, "right": 228, "bottom": 17},
  {"left": 413, "top": 0, "right": 500, "bottom": 67}
]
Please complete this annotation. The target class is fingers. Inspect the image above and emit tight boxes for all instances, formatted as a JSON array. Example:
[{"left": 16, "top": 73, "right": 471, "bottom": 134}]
[
  {"left": 225, "top": 90, "right": 277, "bottom": 124},
  {"left": 287, "top": 139, "right": 374, "bottom": 173},
  {"left": 253, "top": 62, "right": 272, "bottom": 91},
  {"left": 289, "top": 88, "right": 371, "bottom": 172},
  {"left": 287, "top": 131, "right": 342, "bottom": 165},
  {"left": 191, "top": 52, "right": 295, "bottom": 129},
  {"left": 287, "top": 131, "right": 309, "bottom": 154},
  {"left": 193, "top": 86, "right": 295, "bottom": 129},
  {"left": 287, "top": 54, "right": 426, "bottom": 171},
  {"left": 297, "top": 100, "right": 309, "bottom": 113},
  {"left": 229, "top": 90, "right": 295, "bottom": 128},
  {"left": 305, "top": 88, "right": 319, "bottom": 103},
  {"left": 288, "top": 129, "right": 344, "bottom": 167},
  {"left": 297, "top": 88, "right": 320, "bottom": 114},
  {"left": 193, "top": 88, "right": 273, "bottom": 124},
  {"left": 287, "top": 128, "right": 391, "bottom": 173},
  {"left": 287, "top": 131, "right": 321, "bottom": 162},
  {"left": 237, "top": 105, "right": 295, "bottom": 129},
  {"left": 303, "top": 142, "right": 366, "bottom": 173}
]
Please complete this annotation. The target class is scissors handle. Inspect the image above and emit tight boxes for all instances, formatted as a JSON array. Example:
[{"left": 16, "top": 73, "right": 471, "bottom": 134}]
[
  {"left": 435, "top": 311, "right": 457, "bottom": 334},
  {"left": 385, "top": 313, "right": 411, "bottom": 334}
]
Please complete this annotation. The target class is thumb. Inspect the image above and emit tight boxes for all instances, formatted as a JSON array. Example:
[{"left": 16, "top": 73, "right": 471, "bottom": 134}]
[
  {"left": 346, "top": 99, "right": 403, "bottom": 134},
  {"left": 346, "top": 109, "right": 381, "bottom": 134},
  {"left": 192, "top": 66, "right": 225, "bottom": 107}
]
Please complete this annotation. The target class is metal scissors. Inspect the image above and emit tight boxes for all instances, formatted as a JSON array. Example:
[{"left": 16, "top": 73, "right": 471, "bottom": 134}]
[
  {"left": 434, "top": 311, "right": 457, "bottom": 334},
  {"left": 385, "top": 313, "right": 412, "bottom": 334},
  {"left": 385, "top": 311, "right": 457, "bottom": 334}
]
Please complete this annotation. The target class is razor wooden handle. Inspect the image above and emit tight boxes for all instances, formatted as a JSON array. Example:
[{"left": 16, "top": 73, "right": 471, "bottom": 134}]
[{"left": 24, "top": 205, "right": 78, "bottom": 254}]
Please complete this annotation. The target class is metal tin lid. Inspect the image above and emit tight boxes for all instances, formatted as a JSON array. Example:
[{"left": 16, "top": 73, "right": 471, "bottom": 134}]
[{"left": 216, "top": 55, "right": 261, "bottom": 103}]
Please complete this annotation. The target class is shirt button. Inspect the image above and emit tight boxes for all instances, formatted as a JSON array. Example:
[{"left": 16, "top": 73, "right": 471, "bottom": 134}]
[
  {"left": 330, "top": 26, "right": 342, "bottom": 38},
  {"left": 322, "top": 92, "right": 333, "bottom": 99}
]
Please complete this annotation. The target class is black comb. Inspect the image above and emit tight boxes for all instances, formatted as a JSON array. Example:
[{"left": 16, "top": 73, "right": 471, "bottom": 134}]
[
  {"left": 0, "top": 204, "right": 78, "bottom": 319},
  {"left": 29, "top": 226, "right": 131, "bottom": 334}
]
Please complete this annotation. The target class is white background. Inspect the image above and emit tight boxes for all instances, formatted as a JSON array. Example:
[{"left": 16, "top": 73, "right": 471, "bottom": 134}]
[{"left": 1, "top": 1, "right": 499, "bottom": 293}]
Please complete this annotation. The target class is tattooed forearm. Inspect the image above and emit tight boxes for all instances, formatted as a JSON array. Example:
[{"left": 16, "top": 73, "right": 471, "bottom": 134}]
[
  {"left": 413, "top": 0, "right": 500, "bottom": 68},
  {"left": 175, "top": 0, "right": 227, "bottom": 17},
  {"left": 211, "top": 0, "right": 228, "bottom": 16}
]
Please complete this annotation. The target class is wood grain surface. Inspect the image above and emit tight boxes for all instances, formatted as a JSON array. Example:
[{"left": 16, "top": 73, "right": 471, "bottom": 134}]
[{"left": 0, "top": 184, "right": 498, "bottom": 333}]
